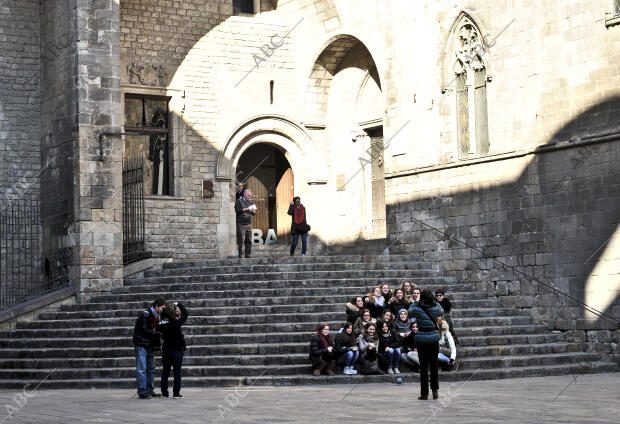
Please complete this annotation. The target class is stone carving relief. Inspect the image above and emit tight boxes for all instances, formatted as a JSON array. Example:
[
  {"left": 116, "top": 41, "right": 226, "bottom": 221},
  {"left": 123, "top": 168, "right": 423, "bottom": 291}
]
[
  {"left": 454, "top": 19, "right": 485, "bottom": 74},
  {"left": 127, "top": 63, "right": 168, "bottom": 86}
]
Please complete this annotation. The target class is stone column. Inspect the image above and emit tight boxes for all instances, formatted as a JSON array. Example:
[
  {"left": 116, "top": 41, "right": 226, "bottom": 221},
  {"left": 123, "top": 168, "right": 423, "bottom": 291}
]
[{"left": 73, "top": 0, "right": 123, "bottom": 301}]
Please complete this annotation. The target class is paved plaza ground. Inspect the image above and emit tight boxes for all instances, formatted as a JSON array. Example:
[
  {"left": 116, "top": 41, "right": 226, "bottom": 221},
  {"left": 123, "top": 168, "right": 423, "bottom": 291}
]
[{"left": 1, "top": 373, "right": 619, "bottom": 423}]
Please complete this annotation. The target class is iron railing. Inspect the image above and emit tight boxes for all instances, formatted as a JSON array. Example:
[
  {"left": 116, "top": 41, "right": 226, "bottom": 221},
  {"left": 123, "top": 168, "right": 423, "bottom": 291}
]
[
  {"left": 123, "top": 156, "right": 149, "bottom": 264},
  {"left": 0, "top": 198, "right": 70, "bottom": 310}
]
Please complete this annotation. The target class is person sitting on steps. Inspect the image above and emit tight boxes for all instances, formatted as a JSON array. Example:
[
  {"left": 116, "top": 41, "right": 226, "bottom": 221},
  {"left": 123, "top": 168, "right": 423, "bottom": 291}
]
[
  {"left": 309, "top": 323, "right": 335, "bottom": 376},
  {"left": 437, "top": 319, "right": 457, "bottom": 371},
  {"left": 353, "top": 309, "right": 376, "bottom": 337},
  {"left": 334, "top": 322, "right": 359, "bottom": 375},
  {"left": 345, "top": 296, "right": 365, "bottom": 324},
  {"left": 378, "top": 321, "right": 402, "bottom": 374},
  {"left": 357, "top": 323, "right": 380, "bottom": 374}
]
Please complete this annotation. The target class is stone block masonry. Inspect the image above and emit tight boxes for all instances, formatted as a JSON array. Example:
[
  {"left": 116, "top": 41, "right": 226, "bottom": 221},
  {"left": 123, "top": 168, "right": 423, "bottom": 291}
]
[
  {"left": 0, "top": 0, "right": 41, "bottom": 197},
  {"left": 387, "top": 136, "right": 620, "bottom": 362}
]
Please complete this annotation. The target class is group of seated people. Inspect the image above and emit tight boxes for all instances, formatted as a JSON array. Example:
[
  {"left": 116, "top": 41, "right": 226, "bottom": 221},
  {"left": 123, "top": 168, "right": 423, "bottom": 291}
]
[{"left": 309, "top": 281, "right": 458, "bottom": 376}]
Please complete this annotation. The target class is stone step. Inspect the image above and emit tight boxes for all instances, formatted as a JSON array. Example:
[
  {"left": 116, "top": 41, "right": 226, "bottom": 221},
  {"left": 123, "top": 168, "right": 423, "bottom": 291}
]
[
  {"left": 124, "top": 270, "right": 458, "bottom": 284},
  {"left": 0, "top": 322, "right": 552, "bottom": 348},
  {"left": 40, "top": 299, "right": 503, "bottom": 320},
  {"left": 0, "top": 350, "right": 598, "bottom": 371},
  {"left": 57, "top": 292, "right": 492, "bottom": 312},
  {"left": 115, "top": 276, "right": 459, "bottom": 294},
  {"left": 2, "top": 361, "right": 617, "bottom": 390},
  {"left": 161, "top": 255, "right": 420, "bottom": 270},
  {"left": 457, "top": 342, "right": 584, "bottom": 358},
  {"left": 0, "top": 353, "right": 613, "bottom": 380},
  {"left": 142, "top": 261, "right": 436, "bottom": 278},
  {"left": 458, "top": 332, "right": 567, "bottom": 346},
  {"left": 0, "top": 341, "right": 582, "bottom": 361},
  {"left": 89, "top": 284, "right": 477, "bottom": 303},
  {"left": 20, "top": 309, "right": 530, "bottom": 330}
]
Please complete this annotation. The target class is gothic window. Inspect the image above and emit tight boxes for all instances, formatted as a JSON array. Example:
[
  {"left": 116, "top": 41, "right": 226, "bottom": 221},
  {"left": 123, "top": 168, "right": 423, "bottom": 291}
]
[
  {"left": 452, "top": 18, "right": 490, "bottom": 158},
  {"left": 124, "top": 95, "right": 172, "bottom": 196},
  {"left": 615, "top": 0, "right": 620, "bottom": 15},
  {"left": 233, "top": 0, "right": 254, "bottom": 15}
]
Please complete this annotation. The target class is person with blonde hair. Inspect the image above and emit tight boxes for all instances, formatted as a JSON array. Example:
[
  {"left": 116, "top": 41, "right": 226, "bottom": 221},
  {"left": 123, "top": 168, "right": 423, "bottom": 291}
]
[{"left": 437, "top": 319, "right": 457, "bottom": 371}]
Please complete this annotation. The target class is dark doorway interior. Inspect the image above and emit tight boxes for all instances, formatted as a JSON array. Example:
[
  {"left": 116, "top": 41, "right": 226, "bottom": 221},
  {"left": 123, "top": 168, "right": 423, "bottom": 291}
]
[{"left": 236, "top": 144, "right": 294, "bottom": 243}]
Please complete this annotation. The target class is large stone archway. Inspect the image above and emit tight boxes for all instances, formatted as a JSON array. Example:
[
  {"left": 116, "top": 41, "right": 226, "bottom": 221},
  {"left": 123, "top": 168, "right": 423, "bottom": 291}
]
[
  {"left": 215, "top": 115, "right": 327, "bottom": 256},
  {"left": 301, "top": 34, "right": 387, "bottom": 242}
]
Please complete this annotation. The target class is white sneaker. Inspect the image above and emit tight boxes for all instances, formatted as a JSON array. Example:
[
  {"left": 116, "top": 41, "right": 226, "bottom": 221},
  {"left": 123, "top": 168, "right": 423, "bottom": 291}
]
[
  {"left": 393, "top": 367, "right": 400, "bottom": 374},
  {"left": 343, "top": 367, "right": 352, "bottom": 375},
  {"left": 350, "top": 368, "right": 358, "bottom": 374},
  {"left": 387, "top": 368, "right": 394, "bottom": 374}
]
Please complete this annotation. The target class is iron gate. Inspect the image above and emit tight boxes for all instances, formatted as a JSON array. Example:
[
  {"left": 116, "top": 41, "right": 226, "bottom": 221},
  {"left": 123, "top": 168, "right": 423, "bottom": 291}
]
[
  {"left": 123, "top": 156, "right": 149, "bottom": 264},
  {"left": 0, "top": 198, "right": 69, "bottom": 310}
]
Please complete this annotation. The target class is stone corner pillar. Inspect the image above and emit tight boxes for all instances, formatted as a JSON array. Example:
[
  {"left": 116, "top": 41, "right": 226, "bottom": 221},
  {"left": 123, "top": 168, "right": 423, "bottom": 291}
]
[{"left": 74, "top": 0, "right": 123, "bottom": 301}]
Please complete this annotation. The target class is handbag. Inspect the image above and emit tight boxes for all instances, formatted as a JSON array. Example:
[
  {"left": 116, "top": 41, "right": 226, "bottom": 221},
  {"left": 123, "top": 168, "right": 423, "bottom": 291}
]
[{"left": 300, "top": 223, "right": 311, "bottom": 233}]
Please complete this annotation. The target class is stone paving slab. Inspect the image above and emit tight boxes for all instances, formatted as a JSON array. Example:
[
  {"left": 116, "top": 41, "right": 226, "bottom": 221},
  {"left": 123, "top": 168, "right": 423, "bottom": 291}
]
[{"left": 0, "top": 373, "right": 619, "bottom": 424}]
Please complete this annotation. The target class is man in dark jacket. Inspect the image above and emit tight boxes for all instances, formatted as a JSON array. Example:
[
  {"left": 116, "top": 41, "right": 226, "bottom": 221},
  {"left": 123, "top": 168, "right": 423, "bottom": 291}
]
[
  {"left": 234, "top": 189, "right": 256, "bottom": 258},
  {"left": 133, "top": 297, "right": 166, "bottom": 399}
]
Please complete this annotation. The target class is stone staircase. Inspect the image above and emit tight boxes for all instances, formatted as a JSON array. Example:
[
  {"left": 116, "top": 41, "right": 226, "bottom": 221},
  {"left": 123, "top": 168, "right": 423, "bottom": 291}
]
[{"left": 0, "top": 254, "right": 616, "bottom": 389}]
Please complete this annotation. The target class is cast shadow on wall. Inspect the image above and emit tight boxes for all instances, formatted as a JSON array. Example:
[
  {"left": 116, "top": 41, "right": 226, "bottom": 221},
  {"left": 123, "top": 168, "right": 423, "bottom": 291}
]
[{"left": 387, "top": 95, "right": 620, "bottom": 325}]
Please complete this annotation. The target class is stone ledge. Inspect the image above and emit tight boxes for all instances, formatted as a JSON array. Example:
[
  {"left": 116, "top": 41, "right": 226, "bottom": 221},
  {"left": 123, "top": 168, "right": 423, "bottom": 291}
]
[
  {"left": 123, "top": 257, "right": 173, "bottom": 278},
  {"left": 605, "top": 15, "right": 620, "bottom": 28},
  {"left": 0, "top": 287, "right": 75, "bottom": 326}
]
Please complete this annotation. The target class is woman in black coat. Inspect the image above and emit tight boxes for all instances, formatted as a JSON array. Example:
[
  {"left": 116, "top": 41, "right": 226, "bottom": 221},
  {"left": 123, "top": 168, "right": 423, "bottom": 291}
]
[
  {"left": 157, "top": 302, "right": 188, "bottom": 398},
  {"left": 309, "top": 323, "right": 335, "bottom": 376},
  {"left": 345, "top": 296, "right": 365, "bottom": 324},
  {"left": 288, "top": 196, "right": 309, "bottom": 256}
]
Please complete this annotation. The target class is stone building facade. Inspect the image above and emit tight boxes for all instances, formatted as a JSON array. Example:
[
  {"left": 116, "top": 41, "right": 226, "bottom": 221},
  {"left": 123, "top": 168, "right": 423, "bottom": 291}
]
[{"left": 0, "top": 1, "right": 619, "bottom": 356}]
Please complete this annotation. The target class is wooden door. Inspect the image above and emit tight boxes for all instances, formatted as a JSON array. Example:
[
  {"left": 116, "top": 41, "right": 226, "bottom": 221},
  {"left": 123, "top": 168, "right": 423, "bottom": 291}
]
[
  {"left": 246, "top": 175, "right": 269, "bottom": 237},
  {"left": 276, "top": 167, "right": 294, "bottom": 243}
]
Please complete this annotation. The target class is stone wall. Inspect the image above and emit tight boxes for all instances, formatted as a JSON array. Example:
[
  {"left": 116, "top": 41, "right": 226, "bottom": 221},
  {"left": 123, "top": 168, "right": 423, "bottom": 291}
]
[
  {"left": 120, "top": 0, "right": 301, "bottom": 258},
  {"left": 0, "top": 0, "right": 42, "bottom": 299},
  {"left": 39, "top": 0, "right": 79, "bottom": 284},
  {"left": 387, "top": 134, "right": 620, "bottom": 360},
  {"left": 0, "top": 0, "right": 41, "bottom": 196}
]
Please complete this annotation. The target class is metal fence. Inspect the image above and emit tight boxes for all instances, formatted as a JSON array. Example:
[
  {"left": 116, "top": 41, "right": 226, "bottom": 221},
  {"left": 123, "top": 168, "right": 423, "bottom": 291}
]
[
  {"left": 123, "top": 156, "right": 149, "bottom": 264},
  {"left": 0, "top": 198, "right": 69, "bottom": 310}
]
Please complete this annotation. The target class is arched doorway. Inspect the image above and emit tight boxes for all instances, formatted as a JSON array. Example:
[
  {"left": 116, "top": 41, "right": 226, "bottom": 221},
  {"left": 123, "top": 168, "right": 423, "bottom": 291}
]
[
  {"left": 236, "top": 143, "right": 294, "bottom": 244},
  {"left": 303, "top": 35, "right": 386, "bottom": 241}
]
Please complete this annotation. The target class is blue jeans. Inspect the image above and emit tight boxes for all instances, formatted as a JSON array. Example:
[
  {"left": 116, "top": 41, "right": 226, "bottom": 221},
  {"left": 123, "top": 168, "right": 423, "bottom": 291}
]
[
  {"left": 135, "top": 346, "right": 155, "bottom": 396},
  {"left": 438, "top": 352, "right": 451, "bottom": 363},
  {"left": 161, "top": 350, "right": 183, "bottom": 397},
  {"left": 336, "top": 350, "right": 359, "bottom": 367},
  {"left": 290, "top": 232, "right": 308, "bottom": 255},
  {"left": 385, "top": 347, "right": 401, "bottom": 367}
]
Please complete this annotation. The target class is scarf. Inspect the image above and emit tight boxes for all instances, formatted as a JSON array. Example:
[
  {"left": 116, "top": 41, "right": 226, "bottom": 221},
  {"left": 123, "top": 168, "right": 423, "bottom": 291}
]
[
  {"left": 293, "top": 204, "right": 305, "bottom": 224},
  {"left": 374, "top": 295, "right": 385, "bottom": 307},
  {"left": 150, "top": 306, "right": 160, "bottom": 330},
  {"left": 362, "top": 331, "right": 378, "bottom": 343}
]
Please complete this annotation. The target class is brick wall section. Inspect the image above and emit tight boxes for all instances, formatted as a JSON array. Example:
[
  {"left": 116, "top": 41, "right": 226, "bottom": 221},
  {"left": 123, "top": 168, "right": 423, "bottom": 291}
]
[
  {"left": 120, "top": 0, "right": 230, "bottom": 65},
  {"left": 39, "top": 0, "right": 79, "bottom": 282},
  {"left": 0, "top": 0, "right": 40, "bottom": 198}
]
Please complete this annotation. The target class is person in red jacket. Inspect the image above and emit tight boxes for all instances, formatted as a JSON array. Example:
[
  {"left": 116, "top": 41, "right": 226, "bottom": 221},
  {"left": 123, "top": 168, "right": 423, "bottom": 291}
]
[{"left": 288, "top": 196, "right": 310, "bottom": 256}]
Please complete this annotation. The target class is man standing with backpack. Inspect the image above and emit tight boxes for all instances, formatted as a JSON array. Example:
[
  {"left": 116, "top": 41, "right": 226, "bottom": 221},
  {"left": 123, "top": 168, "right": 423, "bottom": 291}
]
[{"left": 133, "top": 297, "right": 166, "bottom": 399}]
